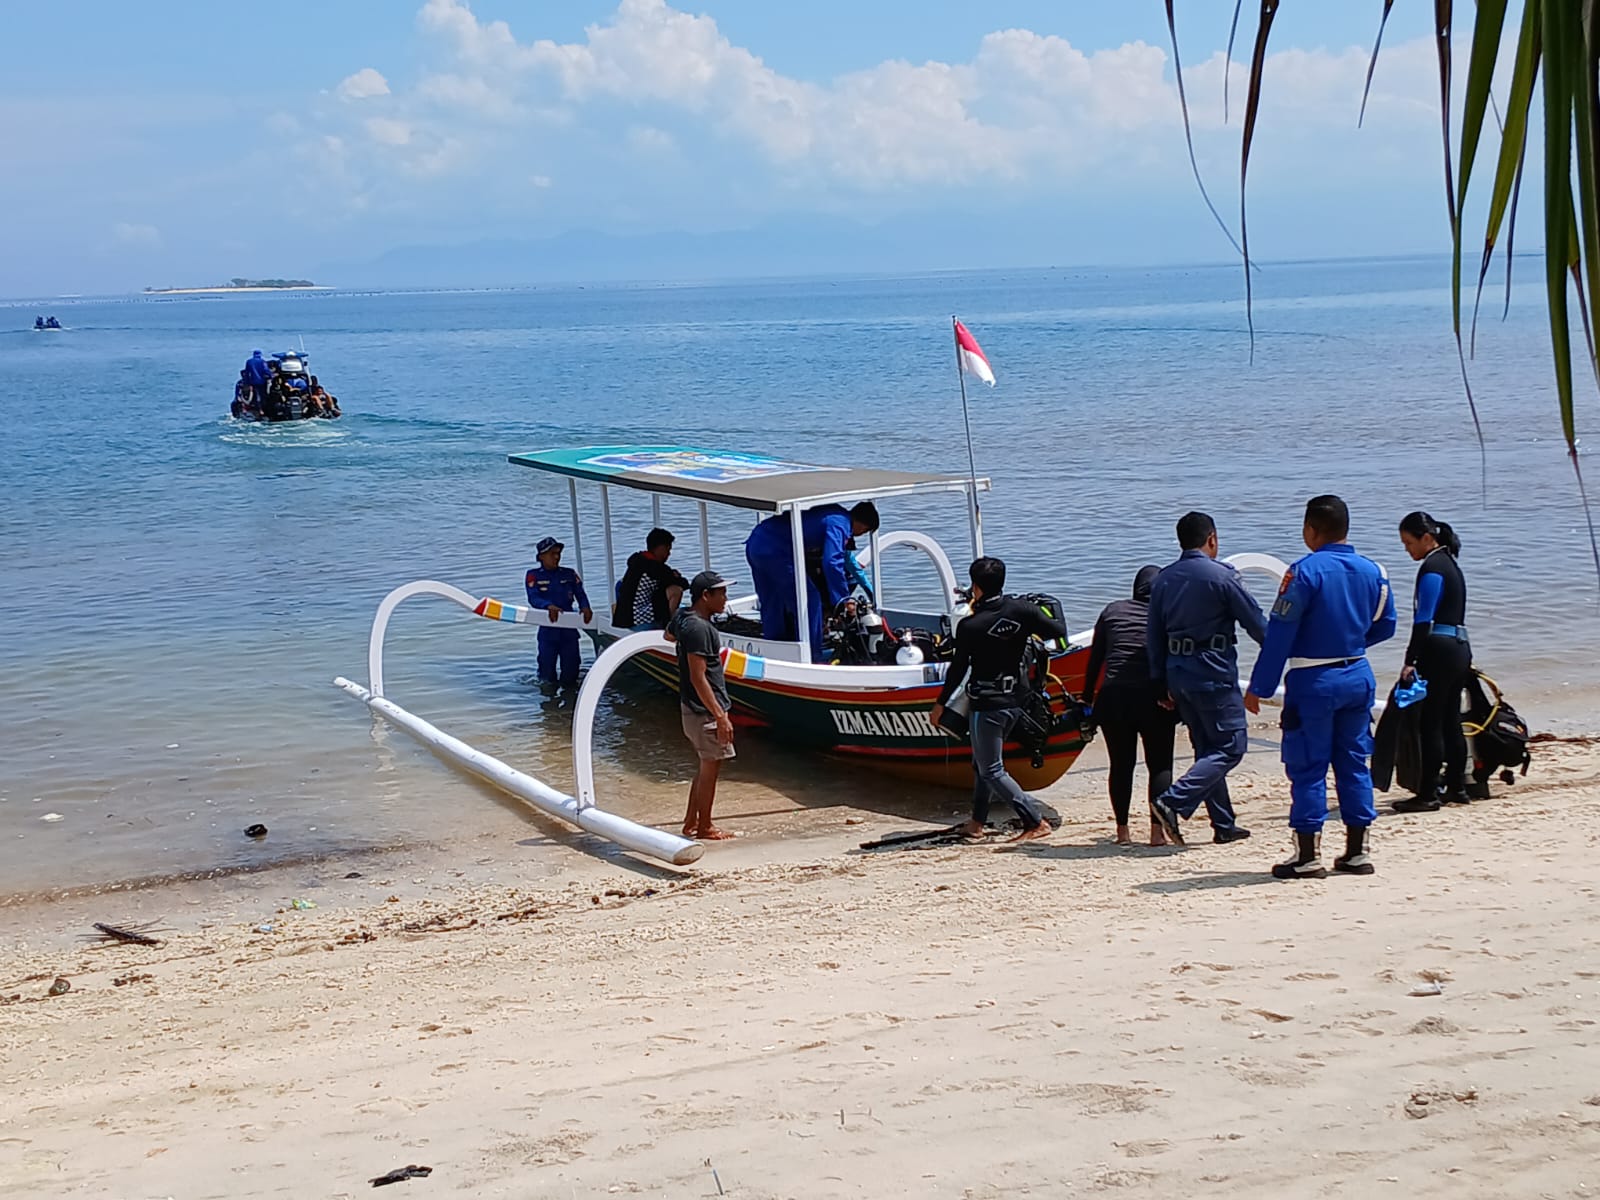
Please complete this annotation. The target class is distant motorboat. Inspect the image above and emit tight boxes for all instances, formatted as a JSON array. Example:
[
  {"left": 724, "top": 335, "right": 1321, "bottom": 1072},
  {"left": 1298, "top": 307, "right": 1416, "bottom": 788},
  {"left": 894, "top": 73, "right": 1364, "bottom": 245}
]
[
  {"left": 230, "top": 350, "right": 343, "bottom": 422},
  {"left": 32, "top": 316, "right": 63, "bottom": 331}
]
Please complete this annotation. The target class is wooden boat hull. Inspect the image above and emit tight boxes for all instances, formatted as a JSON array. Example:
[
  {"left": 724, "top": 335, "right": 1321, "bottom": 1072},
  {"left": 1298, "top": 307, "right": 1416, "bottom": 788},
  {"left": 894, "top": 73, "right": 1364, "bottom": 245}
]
[{"left": 602, "top": 636, "right": 1093, "bottom": 791}]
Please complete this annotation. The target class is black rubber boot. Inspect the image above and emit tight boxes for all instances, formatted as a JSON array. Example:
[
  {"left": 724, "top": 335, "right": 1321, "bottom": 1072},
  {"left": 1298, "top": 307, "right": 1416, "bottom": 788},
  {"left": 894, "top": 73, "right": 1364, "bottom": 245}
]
[
  {"left": 1333, "top": 825, "right": 1375, "bottom": 876},
  {"left": 1271, "top": 831, "right": 1326, "bottom": 880}
]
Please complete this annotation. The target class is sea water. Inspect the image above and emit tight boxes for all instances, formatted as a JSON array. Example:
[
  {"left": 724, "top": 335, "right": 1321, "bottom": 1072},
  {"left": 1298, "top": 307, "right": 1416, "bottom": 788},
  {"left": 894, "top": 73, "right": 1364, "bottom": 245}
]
[{"left": 2, "top": 257, "right": 1595, "bottom": 896}]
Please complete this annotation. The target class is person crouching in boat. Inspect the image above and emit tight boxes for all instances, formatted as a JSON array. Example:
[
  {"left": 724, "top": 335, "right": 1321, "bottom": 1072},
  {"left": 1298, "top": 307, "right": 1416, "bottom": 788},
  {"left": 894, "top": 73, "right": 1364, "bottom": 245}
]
[
  {"left": 665, "top": 571, "right": 737, "bottom": 841},
  {"left": 525, "top": 536, "right": 592, "bottom": 692},
  {"left": 929, "top": 556, "right": 1068, "bottom": 844},
  {"left": 614, "top": 527, "right": 689, "bottom": 630},
  {"left": 1083, "top": 565, "right": 1177, "bottom": 846},
  {"left": 745, "top": 501, "right": 880, "bottom": 661}
]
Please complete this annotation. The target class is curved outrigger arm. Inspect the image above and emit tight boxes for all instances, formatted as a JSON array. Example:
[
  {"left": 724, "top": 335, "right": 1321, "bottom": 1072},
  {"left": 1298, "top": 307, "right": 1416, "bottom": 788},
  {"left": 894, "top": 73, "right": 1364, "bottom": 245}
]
[{"left": 334, "top": 580, "right": 704, "bottom": 867}]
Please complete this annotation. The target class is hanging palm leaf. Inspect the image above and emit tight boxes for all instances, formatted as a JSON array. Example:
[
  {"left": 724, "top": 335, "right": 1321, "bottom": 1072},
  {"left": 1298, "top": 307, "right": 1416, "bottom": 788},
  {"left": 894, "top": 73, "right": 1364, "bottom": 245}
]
[{"left": 1172, "top": 0, "right": 1600, "bottom": 574}]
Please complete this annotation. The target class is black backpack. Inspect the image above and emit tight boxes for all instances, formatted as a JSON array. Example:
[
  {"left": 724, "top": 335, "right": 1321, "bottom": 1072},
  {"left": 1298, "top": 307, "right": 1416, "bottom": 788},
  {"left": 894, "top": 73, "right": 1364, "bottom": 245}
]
[{"left": 1464, "top": 671, "right": 1531, "bottom": 790}]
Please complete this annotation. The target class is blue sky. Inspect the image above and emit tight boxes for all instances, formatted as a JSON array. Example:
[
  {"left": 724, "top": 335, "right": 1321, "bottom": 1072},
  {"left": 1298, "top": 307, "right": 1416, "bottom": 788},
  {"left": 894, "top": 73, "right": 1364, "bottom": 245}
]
[{"left": 1, "top": 1, "right": 1461, "bottom": 294}]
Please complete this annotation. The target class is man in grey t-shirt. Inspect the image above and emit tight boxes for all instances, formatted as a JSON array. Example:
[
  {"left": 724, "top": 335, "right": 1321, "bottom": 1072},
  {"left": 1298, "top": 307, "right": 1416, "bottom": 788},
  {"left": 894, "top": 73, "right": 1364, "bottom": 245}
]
[{"left": 665, "top": 570, "right": 736, "bottom": 841}]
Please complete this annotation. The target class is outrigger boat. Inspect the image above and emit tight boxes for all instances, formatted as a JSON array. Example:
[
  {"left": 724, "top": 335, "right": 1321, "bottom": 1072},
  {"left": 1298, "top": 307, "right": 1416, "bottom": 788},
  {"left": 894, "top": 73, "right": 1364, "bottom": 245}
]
[{"left": 335, "top": 446, "right": 1101, "bottom": 865}]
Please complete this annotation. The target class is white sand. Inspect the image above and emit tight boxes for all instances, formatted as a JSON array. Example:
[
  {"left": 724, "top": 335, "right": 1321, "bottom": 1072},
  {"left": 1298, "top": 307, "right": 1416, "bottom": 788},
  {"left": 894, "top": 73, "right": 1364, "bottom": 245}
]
[{"left": 4, "top": 737, "right": 1600, "bottom": 1198}]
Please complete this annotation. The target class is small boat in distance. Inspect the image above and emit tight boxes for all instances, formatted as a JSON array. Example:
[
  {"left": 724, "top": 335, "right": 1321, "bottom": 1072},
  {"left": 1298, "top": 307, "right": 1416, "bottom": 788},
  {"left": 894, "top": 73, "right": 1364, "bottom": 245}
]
[
  {"left": 230, "top": 350, "right": 342, "bottom": 422},
  {"left": 32, "top": 316, "right": 63, "bottom": 331}
]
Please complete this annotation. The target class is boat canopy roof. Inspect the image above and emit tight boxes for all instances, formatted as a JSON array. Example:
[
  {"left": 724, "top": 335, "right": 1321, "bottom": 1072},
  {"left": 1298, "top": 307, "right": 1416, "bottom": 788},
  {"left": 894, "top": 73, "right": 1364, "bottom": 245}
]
[{"left": 508, "top": 445, "right": 989, "bottom": 513}]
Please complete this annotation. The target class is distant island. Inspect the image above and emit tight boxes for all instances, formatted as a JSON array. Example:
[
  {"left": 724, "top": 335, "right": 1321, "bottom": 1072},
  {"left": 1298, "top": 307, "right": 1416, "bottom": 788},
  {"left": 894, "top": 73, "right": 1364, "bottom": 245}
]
[{"left": 144, "top": 278, "right": 325, "bottom": 295}]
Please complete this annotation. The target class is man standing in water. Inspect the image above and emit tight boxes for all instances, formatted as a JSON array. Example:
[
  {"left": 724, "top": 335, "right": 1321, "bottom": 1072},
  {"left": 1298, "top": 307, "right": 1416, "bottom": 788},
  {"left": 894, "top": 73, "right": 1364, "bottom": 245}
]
[
  {"left": 666, "top": 571, "right": 737, "bottom": 841},
  {"left": 1245, "top": 495, "right": 1396, "bottom": 879},
  {"left": 1147, "top": 512, "right": 1267, "bottom": 845},
  {"left": 930, "top": 556, "right": 1067, "bottom": 844}
]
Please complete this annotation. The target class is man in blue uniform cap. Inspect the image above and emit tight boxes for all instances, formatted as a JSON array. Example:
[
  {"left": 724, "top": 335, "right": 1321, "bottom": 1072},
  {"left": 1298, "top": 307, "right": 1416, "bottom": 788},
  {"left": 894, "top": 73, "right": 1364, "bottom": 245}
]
[
  {"left": 1147, "top": 511, "right": 1267, "bottom": 845},
  {"left": 745, "top": 501, "right": 879, "bottom": 661},
  {"left": 242, "top": 349, "right": 272, "bottom": 408},
  {"left": 525, "top": 536, "right": 592, "bottom": 690},
  {"left": 1245, "top": 494, "right": 1397, "bottom": 879}
]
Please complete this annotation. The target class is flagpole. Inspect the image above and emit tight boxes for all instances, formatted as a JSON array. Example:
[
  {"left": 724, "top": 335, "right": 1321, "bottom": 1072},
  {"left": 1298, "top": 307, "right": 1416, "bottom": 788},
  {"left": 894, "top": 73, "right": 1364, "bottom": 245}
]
[{"left": 952, "top": 315, "right": 983, "bottom": 559}]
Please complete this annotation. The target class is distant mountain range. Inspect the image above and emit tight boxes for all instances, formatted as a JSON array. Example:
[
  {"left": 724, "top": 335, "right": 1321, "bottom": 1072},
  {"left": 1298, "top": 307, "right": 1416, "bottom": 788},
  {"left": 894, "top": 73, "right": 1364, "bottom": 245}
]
[{"left": 319, "top": 214, "right": 1100, "bottom": 289}]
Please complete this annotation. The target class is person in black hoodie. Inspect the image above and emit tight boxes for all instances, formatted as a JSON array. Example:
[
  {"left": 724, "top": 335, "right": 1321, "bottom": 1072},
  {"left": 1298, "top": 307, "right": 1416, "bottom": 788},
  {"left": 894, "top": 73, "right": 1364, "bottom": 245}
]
[
  {"left": 613, "top": 528, "right": 689, "bottom": 630},
  {"left": 1084, "top": 566, "right": 1178, "bottom": 845},
  {"left": 1395, "top": 510, "right": 1472, "bottom": 810}
]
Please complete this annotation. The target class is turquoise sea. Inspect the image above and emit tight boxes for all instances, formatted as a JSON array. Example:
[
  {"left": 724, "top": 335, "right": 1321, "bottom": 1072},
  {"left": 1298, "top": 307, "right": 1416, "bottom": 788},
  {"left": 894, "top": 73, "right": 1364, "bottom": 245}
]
[{"left": 2, "top": 257, "right": 1596, "bottom": 897}]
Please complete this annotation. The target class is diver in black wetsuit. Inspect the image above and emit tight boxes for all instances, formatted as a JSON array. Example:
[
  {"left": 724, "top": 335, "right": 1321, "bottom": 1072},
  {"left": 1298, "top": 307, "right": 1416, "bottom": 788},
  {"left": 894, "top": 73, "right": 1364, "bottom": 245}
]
[
  {"left": 1083, "top": 565, "right": 1177, "bottom": 846},
  {"left": 1394, "top": 511, "right": 1472, "bottom": 811},
  {"left": 929, "top": 556, "right": 1068, "bottom": 844}
]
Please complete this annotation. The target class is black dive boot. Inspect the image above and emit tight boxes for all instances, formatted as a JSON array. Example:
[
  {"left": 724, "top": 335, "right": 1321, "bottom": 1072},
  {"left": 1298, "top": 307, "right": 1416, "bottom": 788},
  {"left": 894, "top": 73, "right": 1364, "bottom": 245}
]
[
  {"left": 1271, "top": 831, "right": 1326, "bottom": 880},
  {"left": 1333, "top": 824, "right": 1375, "bottom": 876}
]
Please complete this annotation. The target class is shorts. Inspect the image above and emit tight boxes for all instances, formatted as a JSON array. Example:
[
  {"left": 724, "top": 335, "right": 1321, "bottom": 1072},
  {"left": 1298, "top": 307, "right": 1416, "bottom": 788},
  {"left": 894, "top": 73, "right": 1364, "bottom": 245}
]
[{"left": 681, "top": 703, "right": 736, "bottom": 762}]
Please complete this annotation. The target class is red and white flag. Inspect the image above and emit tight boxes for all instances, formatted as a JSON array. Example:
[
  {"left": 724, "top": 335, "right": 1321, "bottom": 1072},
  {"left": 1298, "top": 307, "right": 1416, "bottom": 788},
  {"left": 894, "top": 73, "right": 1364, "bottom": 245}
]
[{"left": 954, "top": 319, "right": 995, "bottom": 386}]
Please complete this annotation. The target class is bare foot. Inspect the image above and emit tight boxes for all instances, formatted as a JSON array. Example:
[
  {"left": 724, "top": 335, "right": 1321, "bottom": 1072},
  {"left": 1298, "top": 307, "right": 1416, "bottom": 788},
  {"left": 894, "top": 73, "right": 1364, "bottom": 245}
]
[
  {"left": 695, "top": 826, "right": 736, "bottom": 841},
  {"left": 1115, "top": 824, "right": 1133, "bottom": 846},
  {"left": 1148, "top": 824, "right": 1171, "bottom": 848},
  {"left": 957, "top": 820, "right": 987, "bottom": 841},
  {"left": 1007, "top": 822, "right": 1053, "bottom": 844}
]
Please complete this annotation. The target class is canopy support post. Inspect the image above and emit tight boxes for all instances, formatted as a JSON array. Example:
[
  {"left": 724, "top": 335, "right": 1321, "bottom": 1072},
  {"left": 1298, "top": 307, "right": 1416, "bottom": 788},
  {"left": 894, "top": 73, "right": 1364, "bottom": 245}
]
[
  {"left": 568, "top": 479, "right": 585, "bottom": 580},
  {"left": 699, "top": 502, "right": 711, "bottom": 573},
  {"left": 790, "top": 506, "right": 810, "bottom": 661},
  {"left": 600, "top": 485, "right": 617, "bottom": 600}
]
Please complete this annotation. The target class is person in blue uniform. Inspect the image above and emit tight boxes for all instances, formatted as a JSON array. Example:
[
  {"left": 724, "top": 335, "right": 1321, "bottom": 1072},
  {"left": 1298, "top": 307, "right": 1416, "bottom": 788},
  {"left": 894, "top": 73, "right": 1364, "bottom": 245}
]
[
  {"left": 744, "top": 501, "right": 879, "bottom": 661},
  {"left": 243, "top": 350, "right": 272, "bottom": 408},
  {"left": 525, "top": 536, "right": 592, "bottom": 690},
  {"left": 1395, "top": 510, "right": 1472, "bottom": 810},
  {"left": 1245, "top": 495, "right": 1398, "bottom": 879},
  {"left": 1147, "top": 512, "right": 1267, "bottom": 845}
]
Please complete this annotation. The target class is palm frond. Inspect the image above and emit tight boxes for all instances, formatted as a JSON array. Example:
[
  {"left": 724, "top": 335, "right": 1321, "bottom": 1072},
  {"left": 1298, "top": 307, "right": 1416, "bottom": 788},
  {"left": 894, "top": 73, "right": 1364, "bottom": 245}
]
[{"left": 1359, "top": 1, "right": 1398, "bottom": 127}]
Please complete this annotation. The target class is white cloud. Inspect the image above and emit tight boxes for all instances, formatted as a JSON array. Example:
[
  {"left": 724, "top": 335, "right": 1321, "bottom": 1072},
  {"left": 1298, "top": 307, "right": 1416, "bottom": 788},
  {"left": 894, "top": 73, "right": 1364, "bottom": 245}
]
[
  {"left": 112, "top": 221, "right": 161, "bottom": 247},
  {"left": 530, "top": 173, "right": 552, "bottom": 188},
  {"left": 365, "top": 116, "right": 413, "bottom": 146},
  {"left": 338, "top": 67, "right": 391, "bottom": 100},
  {"left": 380, "top": 0, "right": 1444, "bottom": 191},
  {"left": 627, "top": 125, "right": 676, "bottom": 155}
]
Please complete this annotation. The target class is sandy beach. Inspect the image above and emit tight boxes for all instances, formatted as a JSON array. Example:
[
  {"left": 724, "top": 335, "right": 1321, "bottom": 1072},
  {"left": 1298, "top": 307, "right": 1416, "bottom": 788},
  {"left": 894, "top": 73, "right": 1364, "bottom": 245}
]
[
  {"left": 142, "top": 286, "right": 330, "bottom": 295},
  {"left": 5, "top": 728, "right": 1599, "bottom": 1199}
]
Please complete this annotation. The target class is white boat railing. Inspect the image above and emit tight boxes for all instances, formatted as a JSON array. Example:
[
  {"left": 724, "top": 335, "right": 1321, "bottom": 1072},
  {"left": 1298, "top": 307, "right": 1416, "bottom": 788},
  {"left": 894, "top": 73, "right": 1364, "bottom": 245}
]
[{"left": 335, "top": 580, "right": 703, "bottom": 867}]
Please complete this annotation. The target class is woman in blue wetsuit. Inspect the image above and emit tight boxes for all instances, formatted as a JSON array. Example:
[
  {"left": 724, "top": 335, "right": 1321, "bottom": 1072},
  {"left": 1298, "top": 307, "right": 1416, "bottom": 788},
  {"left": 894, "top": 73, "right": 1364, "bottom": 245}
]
[{"left": 1397, "top": 511, "right": 1472, "bottom": 809}]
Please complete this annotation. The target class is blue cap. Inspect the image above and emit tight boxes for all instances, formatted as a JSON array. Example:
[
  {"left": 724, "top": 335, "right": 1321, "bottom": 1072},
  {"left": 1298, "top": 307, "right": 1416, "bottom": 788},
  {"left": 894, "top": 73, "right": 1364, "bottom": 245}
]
[{"left": 536, "top": 536, "right": 564, "bottom": 556}]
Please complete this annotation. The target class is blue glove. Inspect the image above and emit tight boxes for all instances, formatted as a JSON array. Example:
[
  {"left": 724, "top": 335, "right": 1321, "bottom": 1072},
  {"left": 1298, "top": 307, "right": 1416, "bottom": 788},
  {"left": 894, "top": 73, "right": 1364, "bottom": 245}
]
[{"left": 1393, "top": 677, "right": 1429, "bottom": 709}]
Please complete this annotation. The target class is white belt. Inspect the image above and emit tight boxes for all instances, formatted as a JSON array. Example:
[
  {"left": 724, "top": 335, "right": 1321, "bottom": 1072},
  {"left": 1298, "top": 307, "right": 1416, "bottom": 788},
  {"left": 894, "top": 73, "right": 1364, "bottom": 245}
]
[{"left": 1287, "top": 655, "right": 1364, "bottom": 671}]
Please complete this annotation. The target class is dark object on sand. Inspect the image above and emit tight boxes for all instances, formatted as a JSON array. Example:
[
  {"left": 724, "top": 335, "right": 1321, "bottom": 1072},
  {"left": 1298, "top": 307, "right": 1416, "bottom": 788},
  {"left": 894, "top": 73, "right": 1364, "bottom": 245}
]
[
  {"left": 371, "top": 1165, "right": 433, "bottom": 1187},
  {"left": 859, "top": 824, "right": 970, "bottom": 851},
  {"left": 245, "top": 823, "right": 268, "bottom": 839},
  {"left": 89, "top": 921, "right": 165, "bottom": 947},
  {"left": 48, "top": 977, "right": 71, "bottom": 996}
]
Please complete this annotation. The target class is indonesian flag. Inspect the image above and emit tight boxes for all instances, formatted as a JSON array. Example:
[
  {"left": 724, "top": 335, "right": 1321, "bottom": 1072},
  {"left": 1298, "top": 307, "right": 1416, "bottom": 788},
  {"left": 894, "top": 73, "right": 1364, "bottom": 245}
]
[{"left": 954, "top": 319, "right": 995, "bottom": 386}]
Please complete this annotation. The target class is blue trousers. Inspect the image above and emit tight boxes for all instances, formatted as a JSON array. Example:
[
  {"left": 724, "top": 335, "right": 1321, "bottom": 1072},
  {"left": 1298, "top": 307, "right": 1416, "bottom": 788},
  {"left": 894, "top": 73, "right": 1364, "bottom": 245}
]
[
  {"left": 1282, "top": 661, "right": 1377, "bottom": 832},
  {"left": 969, "top": 707, "right": 1046, "bottom": 829},
  {"left": 747, "top": 550, "right": 825, "bottom": 660},
  {"left": 536, "top": 627, "right": 580, "bottom": 687},
  {"left": 1162, "top": 687, "right": 1246, "bottom": 832}
]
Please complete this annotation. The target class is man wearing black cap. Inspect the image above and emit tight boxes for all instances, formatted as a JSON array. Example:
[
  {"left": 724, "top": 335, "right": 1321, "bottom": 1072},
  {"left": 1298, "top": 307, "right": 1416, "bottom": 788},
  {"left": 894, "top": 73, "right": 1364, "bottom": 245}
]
[
  {"left": 665, "top": 570, "right": 736, "bottom": 840},
  {"left": 525, "top": 535, "right": 592, "bottom": 691}
]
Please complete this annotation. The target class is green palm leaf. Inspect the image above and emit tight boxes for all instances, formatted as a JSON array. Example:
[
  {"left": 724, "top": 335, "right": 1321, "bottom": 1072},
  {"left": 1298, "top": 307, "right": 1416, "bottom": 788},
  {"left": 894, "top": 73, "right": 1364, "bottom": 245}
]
[{"left": 1171, "top": 0, "right": 1599, "bottom": 574}]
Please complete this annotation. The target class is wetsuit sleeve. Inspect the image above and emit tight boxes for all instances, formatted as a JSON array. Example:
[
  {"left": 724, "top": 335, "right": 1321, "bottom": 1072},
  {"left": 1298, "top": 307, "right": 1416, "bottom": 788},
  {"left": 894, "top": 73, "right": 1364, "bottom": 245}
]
[
  {"left": 1367, "top": 565, "right": 1398, "bottom": 647},
  {"left": 1083, "top": 610, "right": 1110, "bottom": 704},
  {"left": 1247, "top": 568, "right": 1313, "bottom": 699},
  {"left": 572, "top": 572, "right": 590, "bottom": 611},
  {"left": 937, "top": 628, "right": 972, "bottom": 706},
  {"left": 1404, "top": 570, "right": 1443, "bottom": 664},
  {"left": 1229, "top": 571, "right": 1269, "bottom": 646},
  {"left": 818, "top": 513, "right": 851, "bottom": 606},
  {"left": 1146, "top": 582, "right": 1167, "bottom": 688}
]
